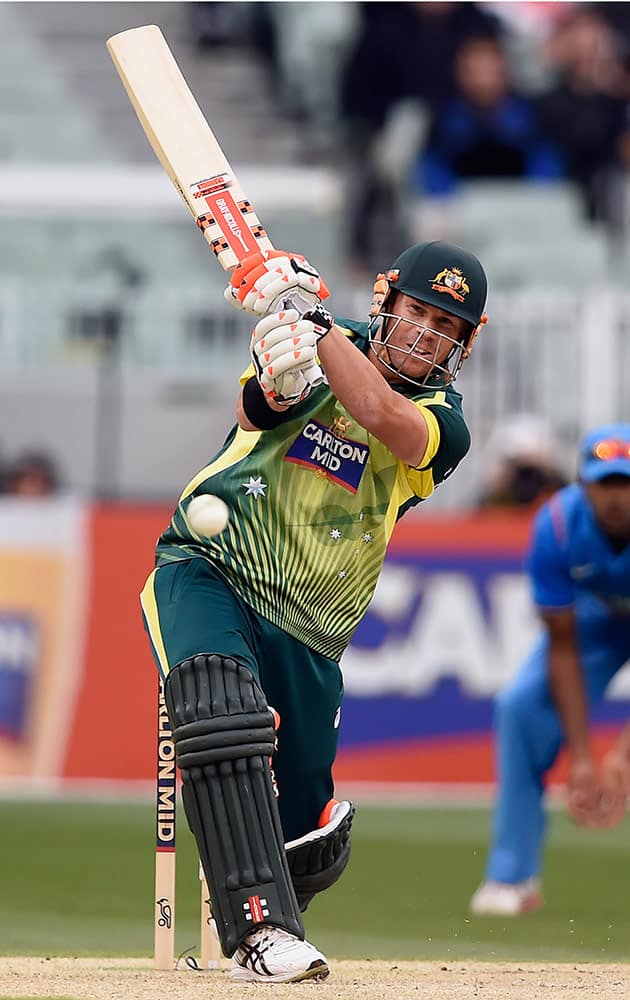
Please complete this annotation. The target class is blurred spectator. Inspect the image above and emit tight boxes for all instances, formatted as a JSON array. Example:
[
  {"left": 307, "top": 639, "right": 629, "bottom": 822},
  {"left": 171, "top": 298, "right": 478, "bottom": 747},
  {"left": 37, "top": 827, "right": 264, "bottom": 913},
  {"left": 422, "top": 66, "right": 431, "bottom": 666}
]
[
  {"left": 414, "top": 37, "right": 564, "bottom": 199},
  {"left": 477, "top": 413, "right": 568, "bottom": 510},
  {"left": 537, "top": 6, "right": 630, "bottom": 229},
  {"left": 339, "top": 2, "right": 502, "bottom": 276},
  {"left": 191, "top": 2, "right": 253, "bottom": 50},
  {"left": 252, "top": 2, "right": 360, "bottom": 156},
  {"left": 342, "top": 2, "right": 502, "bottom": 134},
  {"left": 5, "top": 452, "right": 60, "bottom": 497},
  {"left": 598, "top": 1, "right": 630, "bottom": 85},
  {"left": 487, "top": 2, "right": 579, "bottom": 96}
]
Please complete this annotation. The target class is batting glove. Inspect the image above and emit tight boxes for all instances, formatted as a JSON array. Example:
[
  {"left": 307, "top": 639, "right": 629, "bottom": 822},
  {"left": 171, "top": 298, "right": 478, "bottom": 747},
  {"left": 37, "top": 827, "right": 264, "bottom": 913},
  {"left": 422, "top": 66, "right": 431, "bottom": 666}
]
[
  {"left": 225, "top": 250, "right": 330, "bottom": 316},
  {"left": 250, "top": 307, "right": 333, "bottom": 404}
]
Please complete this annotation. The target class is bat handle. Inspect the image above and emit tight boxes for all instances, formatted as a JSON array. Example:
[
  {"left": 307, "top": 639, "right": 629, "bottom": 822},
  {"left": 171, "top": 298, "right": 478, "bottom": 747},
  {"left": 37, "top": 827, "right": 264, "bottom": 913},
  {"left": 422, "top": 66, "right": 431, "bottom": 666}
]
[{"left": 302, "top": 362, "right": 326, "bottom": 387}]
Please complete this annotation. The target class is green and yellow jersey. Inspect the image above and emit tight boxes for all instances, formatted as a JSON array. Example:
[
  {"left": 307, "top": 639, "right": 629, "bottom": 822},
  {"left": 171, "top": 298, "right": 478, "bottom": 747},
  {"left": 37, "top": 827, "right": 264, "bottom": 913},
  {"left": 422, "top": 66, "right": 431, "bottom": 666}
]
[{"left": 156, "top": 321, "right": 470, "bottom": 660}]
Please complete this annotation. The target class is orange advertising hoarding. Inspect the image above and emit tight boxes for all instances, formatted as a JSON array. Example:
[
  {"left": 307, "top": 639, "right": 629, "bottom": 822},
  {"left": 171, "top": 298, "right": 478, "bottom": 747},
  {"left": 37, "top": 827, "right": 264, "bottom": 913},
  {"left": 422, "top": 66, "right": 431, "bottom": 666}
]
[
  {"left": 0, "top": 502, "right": 625, "bottom": 792},
  {"left": 62, "top": 503, "right": 171, "bottom": 782},
  {"left": 0, "top": 499, "right": 88, "bottom": 782}
]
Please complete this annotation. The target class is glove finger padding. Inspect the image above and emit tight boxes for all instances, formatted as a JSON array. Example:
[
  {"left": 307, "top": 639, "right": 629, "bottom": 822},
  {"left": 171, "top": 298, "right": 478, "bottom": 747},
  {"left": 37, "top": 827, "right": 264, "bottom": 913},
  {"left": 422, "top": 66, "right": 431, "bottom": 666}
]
[
  {"left": 257, "top": 338, "right": 317, "bottom": 403},
  {"left": 260, "top": 368, "right": 311, "bottom": 405},
  {"left": 251, "top": 311, "right": 320, "bottom": 398},
  {"left": 253, "top": 317, "right": 319, "bottom": 366},
  {"left": 225, "top": 249, "right": 330, "bottom": 316},
  {"left": 252, "top": 310, "right": 332, "bottom": 353},
  {"left": 249, "top": 315, "right": 314, "bottom": 405},
  {"left": 252, "top": 308, "right": 300, "bottom": 341},
  {"left": 252, "top": 311, "right": 315, "bottom": 352},
  {"left": 258, "top": 338, "right": 318, "bottom": 373},
  {"left": 241, "top": 274, "right": 318, "bottom": 316},
  {"left": 285, "top": 800, "right": 355, "bottom": 912},
  {"left": 249, "top": 308, "right": 331, "bottom": 403}
]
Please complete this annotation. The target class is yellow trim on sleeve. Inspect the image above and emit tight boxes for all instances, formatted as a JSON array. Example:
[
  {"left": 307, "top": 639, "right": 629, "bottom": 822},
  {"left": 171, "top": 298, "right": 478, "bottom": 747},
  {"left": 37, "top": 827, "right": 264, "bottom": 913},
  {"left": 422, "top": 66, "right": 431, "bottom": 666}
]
[
  {"left": 382, "top": 394, "right": 447, "bottom": 539},
  {"left": 413, "top": 403, "right": 442, "bottom": 469},
  {"left": 239, "top": 362, "right": 255, "bottom": 387},
  {"left": 335, "top": 325, "right": 355, "bottom": 338},
  {"left": 179, "top": 424, "right": 262, "bottom": 501},
  {"left": 383, "top": 470, "right": 411, "bottom": 542}
]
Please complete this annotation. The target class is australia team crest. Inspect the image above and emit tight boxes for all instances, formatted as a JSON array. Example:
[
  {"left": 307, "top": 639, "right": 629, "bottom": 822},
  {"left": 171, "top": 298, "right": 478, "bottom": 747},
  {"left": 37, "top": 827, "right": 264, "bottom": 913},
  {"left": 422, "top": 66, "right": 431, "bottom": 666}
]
[{"left": 429, "top": 266, "right": 470, "bottom": 303}]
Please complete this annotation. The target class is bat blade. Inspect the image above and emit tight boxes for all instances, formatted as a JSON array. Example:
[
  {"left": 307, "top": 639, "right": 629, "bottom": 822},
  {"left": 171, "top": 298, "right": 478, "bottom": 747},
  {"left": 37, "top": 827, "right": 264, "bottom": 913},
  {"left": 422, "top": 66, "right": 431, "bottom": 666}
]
[
  {"left": 106, "top": 24, "right": 272, "bottom": 270},
  {"left": 107, "top": 24, "right": 325, "bottom": 389}
]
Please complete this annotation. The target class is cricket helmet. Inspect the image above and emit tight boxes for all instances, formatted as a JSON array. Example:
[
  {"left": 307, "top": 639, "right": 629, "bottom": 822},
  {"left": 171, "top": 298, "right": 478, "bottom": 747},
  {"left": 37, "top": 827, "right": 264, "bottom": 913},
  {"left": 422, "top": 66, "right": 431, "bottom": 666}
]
[{"left": 368, "top": 240, "right": 488, "bottom": 388}]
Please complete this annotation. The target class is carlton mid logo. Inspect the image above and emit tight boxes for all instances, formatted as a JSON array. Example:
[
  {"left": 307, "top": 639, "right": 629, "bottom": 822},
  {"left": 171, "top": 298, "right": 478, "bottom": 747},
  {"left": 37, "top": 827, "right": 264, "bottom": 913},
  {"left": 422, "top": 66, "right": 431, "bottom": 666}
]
[
  {"left": 284, "top": 419, "right": 369, "bottom": 493},
  {"left": 155, "top": 689, "right": 176, "bottom": 848}
]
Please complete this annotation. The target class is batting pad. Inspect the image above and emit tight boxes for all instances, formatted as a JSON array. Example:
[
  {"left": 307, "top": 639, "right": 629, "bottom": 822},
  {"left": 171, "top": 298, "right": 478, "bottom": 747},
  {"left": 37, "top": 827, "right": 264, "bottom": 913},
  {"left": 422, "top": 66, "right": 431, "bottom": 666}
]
[
  {"left": 285, "top": 799, "right": 355, "bottom": 911},
  {"left": 165, "top": 654, "right": 303, "bottom": 955}
]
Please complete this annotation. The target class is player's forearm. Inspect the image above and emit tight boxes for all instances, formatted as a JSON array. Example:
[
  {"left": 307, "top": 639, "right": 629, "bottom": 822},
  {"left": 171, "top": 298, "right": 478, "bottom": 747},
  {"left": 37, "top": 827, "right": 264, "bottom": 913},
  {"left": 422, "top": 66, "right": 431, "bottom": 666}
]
[
  {"left": 548, "top": 644, "right": 591, "bottom": 760},
  {"left": 318, "top": 327, "right": 413, "bottom": 432},
  {"left": 236, "top": 379, "right": 292, "bottom": 431}
]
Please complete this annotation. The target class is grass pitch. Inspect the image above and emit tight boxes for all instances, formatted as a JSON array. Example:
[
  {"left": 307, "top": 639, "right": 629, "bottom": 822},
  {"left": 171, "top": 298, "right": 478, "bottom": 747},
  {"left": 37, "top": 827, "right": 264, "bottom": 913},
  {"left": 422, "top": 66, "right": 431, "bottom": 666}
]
[{"left": 1, "top": 800, "right": 628, "bottom": 962}]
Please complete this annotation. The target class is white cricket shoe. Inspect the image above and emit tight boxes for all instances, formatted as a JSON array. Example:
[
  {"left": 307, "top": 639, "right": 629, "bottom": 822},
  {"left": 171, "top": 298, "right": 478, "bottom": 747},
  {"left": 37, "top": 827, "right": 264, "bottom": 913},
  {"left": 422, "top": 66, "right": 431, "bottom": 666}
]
[
  {"left": 469, "top": 877, "right": 542, "bottom": 916},
  {"left": 230, "top": 925, "right": 329, "bottom": 983}
]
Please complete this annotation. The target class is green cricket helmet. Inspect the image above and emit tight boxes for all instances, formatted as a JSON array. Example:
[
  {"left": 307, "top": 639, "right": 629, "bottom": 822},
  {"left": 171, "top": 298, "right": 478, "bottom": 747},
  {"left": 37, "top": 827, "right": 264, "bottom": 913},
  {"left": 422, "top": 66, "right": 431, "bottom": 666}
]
[{"left": 368, "top": 240, "right": 488, "bottom": 388}]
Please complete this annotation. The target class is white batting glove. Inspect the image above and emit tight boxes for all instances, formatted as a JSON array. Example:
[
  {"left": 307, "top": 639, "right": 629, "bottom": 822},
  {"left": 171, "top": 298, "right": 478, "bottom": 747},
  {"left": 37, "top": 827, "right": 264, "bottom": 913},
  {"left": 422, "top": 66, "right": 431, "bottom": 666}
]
[
  {"left": 225, "top": 250, "right": 330, "bottom": 317},
  {"left": 250, "top": 308, "right": 333, "bottom": 404}
]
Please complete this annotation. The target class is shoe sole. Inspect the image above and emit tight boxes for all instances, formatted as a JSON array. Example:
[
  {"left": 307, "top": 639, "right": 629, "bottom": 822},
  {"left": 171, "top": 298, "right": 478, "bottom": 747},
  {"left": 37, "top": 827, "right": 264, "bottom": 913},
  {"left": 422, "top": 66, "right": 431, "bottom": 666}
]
[
  {"left": 470, "top": 893, "right": 543, "bottom": 917},
  {"left": 231, "top": 960, "right": 330, "bottom": 983}
]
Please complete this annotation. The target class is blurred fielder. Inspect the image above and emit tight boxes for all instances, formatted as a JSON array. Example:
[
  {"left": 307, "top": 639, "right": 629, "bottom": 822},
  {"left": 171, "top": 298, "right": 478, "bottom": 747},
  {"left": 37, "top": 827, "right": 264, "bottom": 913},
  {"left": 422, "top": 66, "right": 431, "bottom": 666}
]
[
  {"left": 471, "top": 423, "right": 630, "bottom": 916},
  {"left": 141, "top": 240, "right": 488, "bottom": 980}
]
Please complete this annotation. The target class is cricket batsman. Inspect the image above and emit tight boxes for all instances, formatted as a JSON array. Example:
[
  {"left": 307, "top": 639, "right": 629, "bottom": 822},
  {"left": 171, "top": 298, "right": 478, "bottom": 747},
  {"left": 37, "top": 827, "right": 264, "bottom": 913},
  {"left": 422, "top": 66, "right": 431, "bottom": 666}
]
[{"left": 141, "top": 240, "right": 488, "bottom": 981}]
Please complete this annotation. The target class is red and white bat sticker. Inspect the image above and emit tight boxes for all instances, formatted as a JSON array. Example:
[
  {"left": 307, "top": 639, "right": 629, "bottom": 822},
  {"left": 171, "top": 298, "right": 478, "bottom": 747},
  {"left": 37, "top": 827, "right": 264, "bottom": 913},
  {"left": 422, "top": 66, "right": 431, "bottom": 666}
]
[{"left": 191, "top": 173, "right": 259, "bottom": 260}]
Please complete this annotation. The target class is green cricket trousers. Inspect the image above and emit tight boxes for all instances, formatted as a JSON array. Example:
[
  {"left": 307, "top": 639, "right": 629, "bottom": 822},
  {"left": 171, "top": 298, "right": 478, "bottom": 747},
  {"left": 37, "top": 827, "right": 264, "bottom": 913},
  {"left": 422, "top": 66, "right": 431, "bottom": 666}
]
[{"left": 141, "top": 556, "right": 344, "bottom": 841}]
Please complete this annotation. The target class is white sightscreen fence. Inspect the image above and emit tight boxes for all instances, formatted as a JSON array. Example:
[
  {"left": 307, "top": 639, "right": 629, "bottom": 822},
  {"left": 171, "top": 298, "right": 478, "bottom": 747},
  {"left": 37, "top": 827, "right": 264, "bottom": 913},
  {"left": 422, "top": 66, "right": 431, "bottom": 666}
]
[{"left": 0, "top": 281, "right": 628, "bottom": 505}]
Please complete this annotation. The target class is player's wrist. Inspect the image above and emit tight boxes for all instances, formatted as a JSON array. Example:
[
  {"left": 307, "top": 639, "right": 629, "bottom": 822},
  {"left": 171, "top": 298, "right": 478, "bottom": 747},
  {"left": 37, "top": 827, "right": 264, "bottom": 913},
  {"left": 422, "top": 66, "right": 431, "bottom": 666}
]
[
  {"left": 263, "top": 379, "right": 312, "bottom": 407},
  {"left": 241, "top": 377, "right": 298, "bottom": 429},
  {"left": 302, "top": 304, "right": 334, "bottom": 341},
  {"left": 568, "top": 750, "right": 595, "bottom": 775}
]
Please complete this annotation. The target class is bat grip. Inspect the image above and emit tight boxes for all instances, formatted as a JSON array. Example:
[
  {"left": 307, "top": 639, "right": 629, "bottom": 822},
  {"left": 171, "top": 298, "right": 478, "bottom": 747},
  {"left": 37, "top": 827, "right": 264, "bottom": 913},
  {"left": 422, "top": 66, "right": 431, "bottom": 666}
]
[{"left": 302, "top": 362, "right": 326, "bottom": 387}]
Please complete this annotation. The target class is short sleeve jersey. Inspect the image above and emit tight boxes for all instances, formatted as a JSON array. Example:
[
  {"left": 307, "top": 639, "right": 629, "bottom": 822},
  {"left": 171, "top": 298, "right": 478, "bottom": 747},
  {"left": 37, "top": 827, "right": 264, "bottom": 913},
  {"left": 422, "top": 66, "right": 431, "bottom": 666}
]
[
  {"left": 528, "top": 483, "right": 630, "bottom": 620},
  {"left": 156, "top": 321, "right": 470, "bottom": 659}
]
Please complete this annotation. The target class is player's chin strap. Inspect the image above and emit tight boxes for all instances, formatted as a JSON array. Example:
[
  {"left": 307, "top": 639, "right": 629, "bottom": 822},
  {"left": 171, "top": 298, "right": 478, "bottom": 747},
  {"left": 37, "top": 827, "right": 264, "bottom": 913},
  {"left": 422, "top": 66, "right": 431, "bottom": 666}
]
[{"left": 285, "top": 799, "right": 355, "bottom": 912}]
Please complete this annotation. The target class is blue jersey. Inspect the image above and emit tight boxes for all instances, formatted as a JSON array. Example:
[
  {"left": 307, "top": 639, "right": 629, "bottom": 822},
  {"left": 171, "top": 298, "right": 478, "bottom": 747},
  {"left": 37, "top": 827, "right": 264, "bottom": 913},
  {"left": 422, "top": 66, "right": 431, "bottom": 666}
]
[{"left": 528, "top": 483, "right": 630, "bottom": 621}]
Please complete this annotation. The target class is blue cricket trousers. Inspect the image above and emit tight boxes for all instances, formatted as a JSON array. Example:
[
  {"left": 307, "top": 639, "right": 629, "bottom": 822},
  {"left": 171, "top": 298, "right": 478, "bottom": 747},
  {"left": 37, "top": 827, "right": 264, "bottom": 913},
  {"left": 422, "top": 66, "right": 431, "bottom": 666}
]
[{"left": 485, "top": 617, "right": 630, "bottom": 883}]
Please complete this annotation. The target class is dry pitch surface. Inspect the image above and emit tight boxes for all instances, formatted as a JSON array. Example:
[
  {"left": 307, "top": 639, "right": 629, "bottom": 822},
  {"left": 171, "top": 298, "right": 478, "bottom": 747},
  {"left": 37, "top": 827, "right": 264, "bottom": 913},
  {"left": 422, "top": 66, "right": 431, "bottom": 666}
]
[{"left": 1, "top": 958, "right": 629, "bottom": 999}]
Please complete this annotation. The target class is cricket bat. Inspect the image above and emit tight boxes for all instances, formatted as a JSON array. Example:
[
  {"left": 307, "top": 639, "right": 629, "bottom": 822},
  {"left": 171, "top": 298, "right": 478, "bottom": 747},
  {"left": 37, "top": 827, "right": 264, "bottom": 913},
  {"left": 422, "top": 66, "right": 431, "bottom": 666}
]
[{"left": 106, "top": 24, "right": 323, "bottom": 385}]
